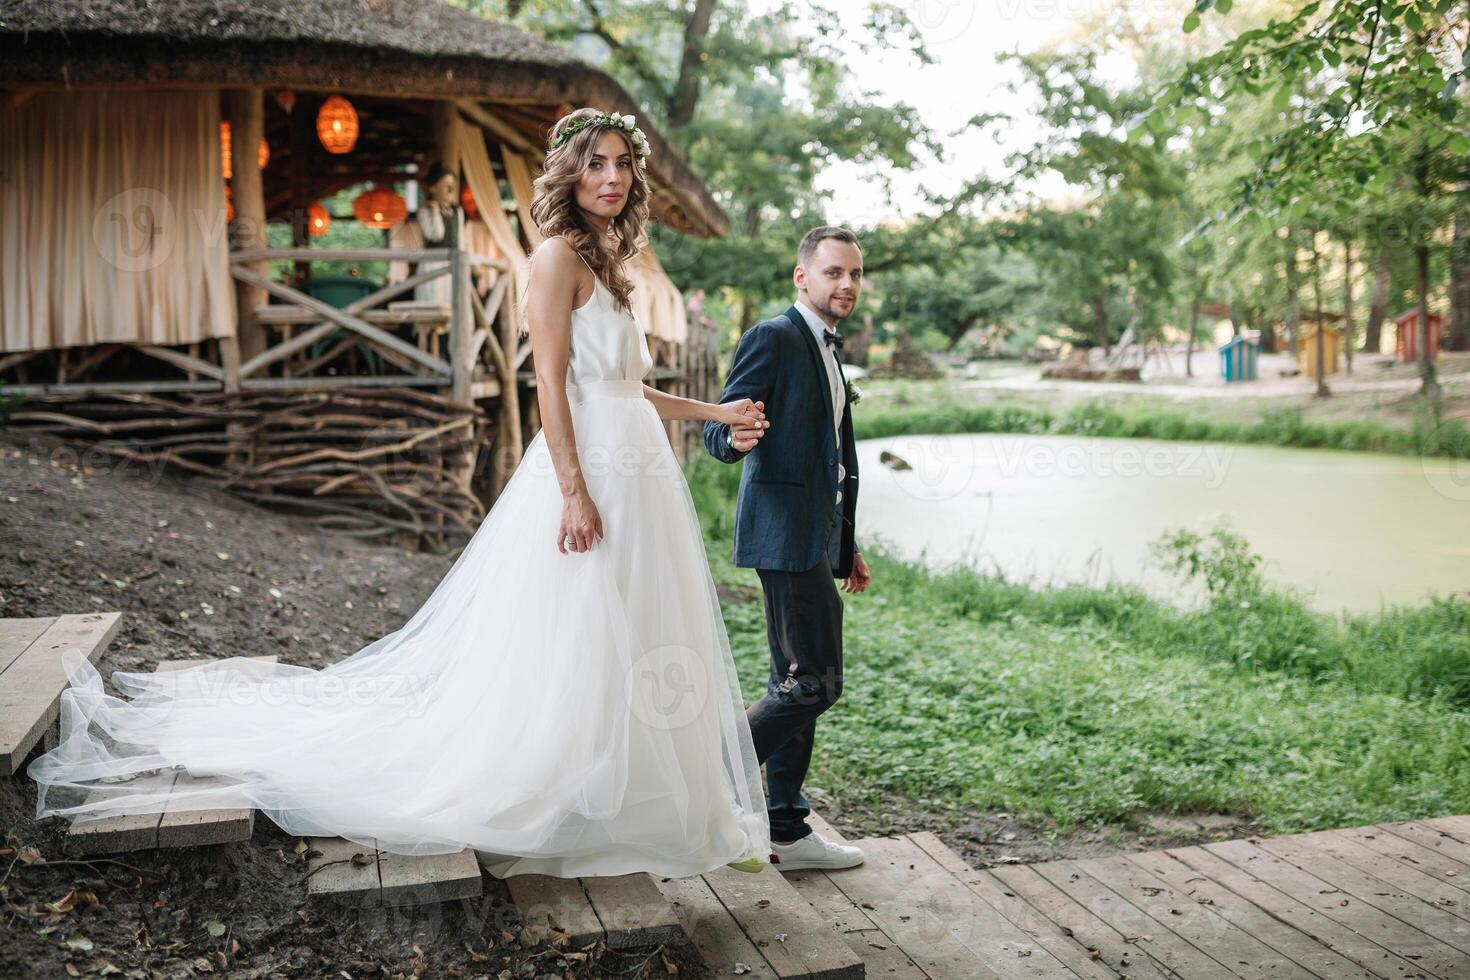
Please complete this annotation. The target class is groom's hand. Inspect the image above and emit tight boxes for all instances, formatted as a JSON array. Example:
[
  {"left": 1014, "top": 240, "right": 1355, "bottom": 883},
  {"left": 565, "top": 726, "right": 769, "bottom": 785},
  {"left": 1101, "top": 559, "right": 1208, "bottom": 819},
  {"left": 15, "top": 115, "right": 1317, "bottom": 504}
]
[
  {"left": 728, "top": 400, "right": 768, "bottom": 452},
  {"left": 841, "top": 552, "right": 871, "bottom": 594}
]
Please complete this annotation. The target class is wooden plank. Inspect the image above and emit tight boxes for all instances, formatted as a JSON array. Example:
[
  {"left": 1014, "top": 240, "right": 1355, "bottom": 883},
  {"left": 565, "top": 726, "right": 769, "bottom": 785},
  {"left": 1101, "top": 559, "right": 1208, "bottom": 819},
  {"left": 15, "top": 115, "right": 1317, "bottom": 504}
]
[
  {"left": 504, "top": 874, "right": 606, "bottom": 947},
  {"left": 785, "top": 865, "right": 930, "bottom": 979},
  {"left": 1422, "top": 816, "right": 1470, "bottom": 847},
  {"left": 1378, "top": 821, "right": 1470, "bottom": 877},
  {"left": 1255, "top": 835, "right": 1470, "bottom": 954},
  {"left": 306, "top": 835, "right": 382, "bottom": 907},
  {"left": 153, "top": 771, "right": 256, "bottom": 849},
  {"left": 823, "top": 836, "right": 1015, "bottom": 980},
  {"left": 0, "top": 617, "right": 55, "bottom": 675},
  {"left": 912, "top": 832, "right": 1115, "bottom": 980},
  {"left": 66, "top": 655, "right": 275, "bottom": 853},
  {"left": 1341, "top": 827, "right": 1470, "bottom": 896},
  {"left": 703, "top": 861, "right": 865, "bottom": 979},
  {"left": 1170, "top": 845, "right": 1430, "bottom": 980},
  {"left": 1299, "top": 831, "right": 1470, "bottom": 916},
  {"left": 988, "top": 863, "right": 1169, "bottom": 980},
  {"left": 66, "top": 770, "right": 181, "bottom": 855},
  {"left": 1128, "top": 848, "right": 1376, "bottom": 980},
  {"left": 377, "top": 848, "right": 482, "bottom": 906},
  {"left": 1029, "top": 858, "right": 1233, "bottom": 978},
  {"left": 232, "top": 247, "right": 452, "bottom": 263},
  {"left": 780, "top": 811, "right": 929, "bottom": 978},
  {"left": 1206, "top": 838, "right": 1470, "bottom": 977},
  {"left": 657, "top": 873, "right": 781, "bottom": 979},
  {"left": 879, "top": 836, "right": 1078, "bottom": 978},
  {"left": 0, "top": 612, "right": 123, "bottom": 776},
  {"left": 580, "top": 873, "right": 685, "bottom": 949},
  {"left": 1077, "top": 852, "right": 1314, "bottom": 978}
]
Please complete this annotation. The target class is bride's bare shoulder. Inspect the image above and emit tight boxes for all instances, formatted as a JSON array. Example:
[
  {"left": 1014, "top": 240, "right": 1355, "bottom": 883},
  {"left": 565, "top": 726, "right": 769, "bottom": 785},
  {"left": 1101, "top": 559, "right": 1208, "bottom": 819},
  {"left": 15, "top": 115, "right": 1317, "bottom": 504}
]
[{"left": 530, "top": 235, "right": 578, "bottom": 272}]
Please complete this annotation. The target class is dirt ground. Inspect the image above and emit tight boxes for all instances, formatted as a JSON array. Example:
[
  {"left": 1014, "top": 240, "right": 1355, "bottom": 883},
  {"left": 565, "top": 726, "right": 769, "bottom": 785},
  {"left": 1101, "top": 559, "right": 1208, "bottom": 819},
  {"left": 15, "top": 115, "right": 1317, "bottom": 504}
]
[{"left": 0, "top": 428, "right": 1257, "bottom": 979}]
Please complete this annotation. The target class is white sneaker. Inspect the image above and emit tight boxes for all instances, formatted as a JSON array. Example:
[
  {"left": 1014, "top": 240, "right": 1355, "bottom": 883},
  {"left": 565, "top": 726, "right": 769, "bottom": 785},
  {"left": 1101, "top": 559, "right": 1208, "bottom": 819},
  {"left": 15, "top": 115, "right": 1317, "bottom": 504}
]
[{"left": 768, "top": 831, "right": 864, "bottom": 871}]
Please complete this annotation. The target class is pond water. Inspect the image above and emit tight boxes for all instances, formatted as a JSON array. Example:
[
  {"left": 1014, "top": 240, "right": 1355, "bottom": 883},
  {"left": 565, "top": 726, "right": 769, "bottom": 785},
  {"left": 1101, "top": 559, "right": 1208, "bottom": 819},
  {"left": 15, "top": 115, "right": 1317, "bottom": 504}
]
[{"left": 853, "top": 432, "right": 1470, "bottom": 614}]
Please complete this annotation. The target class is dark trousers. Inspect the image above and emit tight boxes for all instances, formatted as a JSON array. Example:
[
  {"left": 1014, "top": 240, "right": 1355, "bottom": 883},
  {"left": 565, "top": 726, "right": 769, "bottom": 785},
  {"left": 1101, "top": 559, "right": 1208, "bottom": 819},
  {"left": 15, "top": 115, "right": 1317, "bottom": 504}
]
[{"left": 748, "top": 503, "right": 845, "bottom": 843}]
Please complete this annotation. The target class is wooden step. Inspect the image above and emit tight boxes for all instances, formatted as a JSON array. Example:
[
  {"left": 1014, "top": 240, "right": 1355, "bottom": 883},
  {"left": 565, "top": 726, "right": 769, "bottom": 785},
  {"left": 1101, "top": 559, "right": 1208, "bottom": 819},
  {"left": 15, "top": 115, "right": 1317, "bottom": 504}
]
[
  {"left": 783, "top": 816, "right": 927, "bottom": 980},
  {"left": 1, "top": 612, "right": 123, "bottom": 775},
  {"left": 832, "top": 836, "right": 1075, "bottom": 979},
  {"left": 65, "top": 655, "right": 273, "bottom": 855},
  {"left": 652, "top": 818, "right": 865, "bottom": 980},
  {"left": 786, "top": 816, "right": 1094, "bottom": 979},
  {"left": 306, "top": 836, "right": 482, "bottom": 908},
  {"left": 506, "top": 871, "right": 684, "bottom": 950}
]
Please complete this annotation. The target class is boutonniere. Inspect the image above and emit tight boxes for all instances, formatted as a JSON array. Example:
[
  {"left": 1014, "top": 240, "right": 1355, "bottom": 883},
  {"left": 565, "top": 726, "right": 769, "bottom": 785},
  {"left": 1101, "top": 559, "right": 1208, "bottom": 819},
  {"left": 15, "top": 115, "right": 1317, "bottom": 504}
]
[{"left": 844, "top": 376, "right": 862, "bottom": 406}]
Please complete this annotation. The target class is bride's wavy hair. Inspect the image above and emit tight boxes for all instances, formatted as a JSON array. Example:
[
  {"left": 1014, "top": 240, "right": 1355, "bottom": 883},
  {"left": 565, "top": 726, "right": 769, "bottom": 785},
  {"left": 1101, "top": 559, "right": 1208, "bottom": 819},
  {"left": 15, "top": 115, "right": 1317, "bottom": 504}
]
[{"left": 517, "top": 107, "right": 651, "bottom": 337}]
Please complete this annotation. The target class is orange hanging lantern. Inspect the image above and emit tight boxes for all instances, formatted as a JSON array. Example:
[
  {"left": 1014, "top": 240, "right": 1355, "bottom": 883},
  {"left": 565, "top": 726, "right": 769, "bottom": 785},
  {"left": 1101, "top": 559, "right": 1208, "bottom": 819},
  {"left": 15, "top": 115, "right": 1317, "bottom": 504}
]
[
  {"left": 461, "top": 185, "right": 479, "bottom": 219},
  {"left": 307, "top": 202, "right": 331, "bottom": 237},
  {"left": 220, "top": 122, "right": 268, "bottom": 180},
  {"left": 352, "top": 186, "right": 406, "bottom": 229},
  {"left": 224, "top": 186, "right": 235, "bottom": 223},
  {"left": 317, "top": 95, "right": 359, "bottom": 154}
]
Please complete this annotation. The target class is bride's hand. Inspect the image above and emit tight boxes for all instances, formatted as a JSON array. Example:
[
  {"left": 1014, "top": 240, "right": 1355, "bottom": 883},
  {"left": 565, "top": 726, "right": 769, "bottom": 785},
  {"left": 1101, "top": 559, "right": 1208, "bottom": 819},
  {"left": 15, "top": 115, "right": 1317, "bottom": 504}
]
[
  {"left": 559, "top": 489, "right": 604, "bottom": 554},
  {"left": 714, "top": 399, "right": 770, "bottom": 429},
  {"left": 714, "top": 399, "right": 769, "bottom": 444}
]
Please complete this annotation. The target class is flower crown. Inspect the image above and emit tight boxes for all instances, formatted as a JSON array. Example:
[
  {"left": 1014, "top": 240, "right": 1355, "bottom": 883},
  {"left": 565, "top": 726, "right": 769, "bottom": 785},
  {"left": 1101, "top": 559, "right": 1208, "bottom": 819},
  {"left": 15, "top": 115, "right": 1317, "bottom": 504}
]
[{"left": 548, "top": 112, "right": 651, "bottom": 167}]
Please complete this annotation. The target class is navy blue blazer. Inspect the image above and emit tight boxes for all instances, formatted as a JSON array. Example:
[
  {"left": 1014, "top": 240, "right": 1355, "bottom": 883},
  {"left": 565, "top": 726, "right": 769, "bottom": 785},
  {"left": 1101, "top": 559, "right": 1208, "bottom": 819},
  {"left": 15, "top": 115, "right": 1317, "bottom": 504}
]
[{"left": 702, "top": 305, "right": 860, "bottom": 579}]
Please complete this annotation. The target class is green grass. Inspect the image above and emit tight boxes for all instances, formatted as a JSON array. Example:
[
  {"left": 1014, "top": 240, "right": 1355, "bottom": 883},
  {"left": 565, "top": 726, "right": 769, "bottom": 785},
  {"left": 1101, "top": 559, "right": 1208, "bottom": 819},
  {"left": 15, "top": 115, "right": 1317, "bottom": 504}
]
[
  {"left": 852, "top": 397, "right": 1470, "bottom": 460},
  {"left": 688, "top": 455, "right": 1470, "bottom": 835}
]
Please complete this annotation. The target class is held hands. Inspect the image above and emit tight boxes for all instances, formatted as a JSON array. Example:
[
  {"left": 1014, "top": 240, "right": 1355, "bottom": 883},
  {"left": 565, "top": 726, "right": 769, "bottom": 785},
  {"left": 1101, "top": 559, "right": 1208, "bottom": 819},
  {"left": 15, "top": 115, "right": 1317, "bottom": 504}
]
[
  {"left": 558, "top": 488, "right": 604, "bottom": 554},
  {"left": 716, "top": 398, "right": 769, "bottom": 453},
  {"left": 841, "top": 552, "right": 871, "bottom": 594}
]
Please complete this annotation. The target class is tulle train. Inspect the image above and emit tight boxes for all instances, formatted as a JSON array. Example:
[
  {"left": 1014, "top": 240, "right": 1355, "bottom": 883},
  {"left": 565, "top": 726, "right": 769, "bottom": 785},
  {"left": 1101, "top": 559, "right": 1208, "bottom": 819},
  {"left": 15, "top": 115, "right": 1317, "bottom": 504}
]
[{"left": 27, "top": 387, "right": 771, "bottom": 878}]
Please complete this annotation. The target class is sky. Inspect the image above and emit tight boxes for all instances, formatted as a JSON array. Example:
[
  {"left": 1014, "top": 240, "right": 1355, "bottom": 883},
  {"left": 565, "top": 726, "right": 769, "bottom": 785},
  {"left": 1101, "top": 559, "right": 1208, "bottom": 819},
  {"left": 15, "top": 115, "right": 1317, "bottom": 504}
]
[{"left": 769, "top": 0, "right": 1147, "bottom": 226}]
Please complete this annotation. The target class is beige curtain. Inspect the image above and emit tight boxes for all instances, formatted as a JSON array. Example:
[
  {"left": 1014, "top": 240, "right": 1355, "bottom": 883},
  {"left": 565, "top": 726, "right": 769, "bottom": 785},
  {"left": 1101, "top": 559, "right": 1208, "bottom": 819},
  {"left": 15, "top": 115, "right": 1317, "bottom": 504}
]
[
  {"left": 501, "top": 151, "right": 543, "bottom": 249},
  {"left": 0, "top": 89, "right": 236, "bottom": 353},
  {"left": 458, "top": 119, "right": 529, "bottom": 323}
]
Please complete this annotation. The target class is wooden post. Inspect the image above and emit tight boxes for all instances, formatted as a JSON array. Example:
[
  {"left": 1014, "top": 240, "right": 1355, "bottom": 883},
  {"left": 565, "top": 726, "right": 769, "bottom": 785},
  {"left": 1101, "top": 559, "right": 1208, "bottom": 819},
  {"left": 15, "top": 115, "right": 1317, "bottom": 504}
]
[
  {"left": 492, "top": 278, "right": 523, "bottom": 497},
  {"left": 228, "top": 88, "right": 268, "bottom": 365},
  {"left": 450, "top": 245, "right": 470, "bottom": 402}
]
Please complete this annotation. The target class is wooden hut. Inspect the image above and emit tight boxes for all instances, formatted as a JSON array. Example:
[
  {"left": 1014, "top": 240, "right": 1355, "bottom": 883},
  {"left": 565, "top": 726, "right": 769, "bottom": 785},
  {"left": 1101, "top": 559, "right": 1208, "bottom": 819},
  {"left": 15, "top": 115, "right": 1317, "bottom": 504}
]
[
  {"left": 0, "top": 0, "right": 726, "bottom": 546},
  {"left": 1297, "top": 322, "right": 1343, "bottom": 378},
  {"left": 1217, "top": 332, "right": 1260, "bottom": 382},
  {"left": 1393, "top": 309, "right": 1443, "bottom": 363}
]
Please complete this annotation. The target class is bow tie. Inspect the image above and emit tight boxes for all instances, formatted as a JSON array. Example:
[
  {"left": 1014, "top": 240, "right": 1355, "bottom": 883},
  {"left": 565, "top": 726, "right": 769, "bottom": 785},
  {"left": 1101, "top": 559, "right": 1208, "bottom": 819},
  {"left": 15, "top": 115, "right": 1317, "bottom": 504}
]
[{"left": 822, "top": 329, "right": 844, "bottom": 351}]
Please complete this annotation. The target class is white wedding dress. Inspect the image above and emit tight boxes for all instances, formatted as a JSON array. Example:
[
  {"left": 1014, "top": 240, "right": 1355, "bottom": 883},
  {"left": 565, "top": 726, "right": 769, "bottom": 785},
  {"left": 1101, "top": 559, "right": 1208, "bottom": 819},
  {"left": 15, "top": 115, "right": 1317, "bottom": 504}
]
[{"left": 27, "top": 257, "right": 772, "bottom": 878}]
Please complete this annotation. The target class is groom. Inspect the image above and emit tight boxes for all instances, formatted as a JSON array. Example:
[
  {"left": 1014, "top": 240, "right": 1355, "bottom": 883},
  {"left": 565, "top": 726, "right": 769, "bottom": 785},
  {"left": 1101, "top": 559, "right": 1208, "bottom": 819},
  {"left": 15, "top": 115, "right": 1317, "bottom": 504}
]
[{"left": 703, "top": 225, "right": 872, "bottom": 872}]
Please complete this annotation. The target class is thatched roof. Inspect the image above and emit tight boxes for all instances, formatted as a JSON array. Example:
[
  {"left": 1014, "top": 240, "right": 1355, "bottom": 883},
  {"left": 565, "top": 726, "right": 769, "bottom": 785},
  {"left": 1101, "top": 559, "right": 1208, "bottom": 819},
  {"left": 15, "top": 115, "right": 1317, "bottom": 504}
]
[{"left": 0, "top": 0, "right": 728, "bottom": 237}]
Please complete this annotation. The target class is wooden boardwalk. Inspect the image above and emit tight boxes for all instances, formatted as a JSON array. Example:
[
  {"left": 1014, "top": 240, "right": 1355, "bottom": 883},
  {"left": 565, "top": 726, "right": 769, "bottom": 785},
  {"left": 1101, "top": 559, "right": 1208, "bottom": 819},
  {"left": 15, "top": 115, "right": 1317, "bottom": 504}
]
[
  {"left": 722, "top": 812, "right": 1470, "bottom": 979},
  {"left": 495, "top": 810, "right": 1470, "bottom": 978}
]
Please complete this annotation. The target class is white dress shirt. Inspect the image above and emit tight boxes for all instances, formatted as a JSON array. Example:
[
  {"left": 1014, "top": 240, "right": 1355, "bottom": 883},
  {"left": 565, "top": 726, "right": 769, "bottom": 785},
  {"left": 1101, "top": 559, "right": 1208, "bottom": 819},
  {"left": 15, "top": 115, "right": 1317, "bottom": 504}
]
[{"left": 792, "top": 300, "right": 846, "bottom": 505}]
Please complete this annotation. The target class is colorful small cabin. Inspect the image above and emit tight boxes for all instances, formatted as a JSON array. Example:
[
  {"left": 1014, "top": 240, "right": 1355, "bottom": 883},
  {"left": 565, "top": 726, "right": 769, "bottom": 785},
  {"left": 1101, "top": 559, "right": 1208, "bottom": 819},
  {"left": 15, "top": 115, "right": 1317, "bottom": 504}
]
[
  {"left": 1393, "top": 309, "right": 1443, "bottom": 363},
  {"left": 1298, "top": 323, "right": 1342, "bottom": 377},
  {"left": 1218, "top": 333, "right": 1260, "bottom": 382}
]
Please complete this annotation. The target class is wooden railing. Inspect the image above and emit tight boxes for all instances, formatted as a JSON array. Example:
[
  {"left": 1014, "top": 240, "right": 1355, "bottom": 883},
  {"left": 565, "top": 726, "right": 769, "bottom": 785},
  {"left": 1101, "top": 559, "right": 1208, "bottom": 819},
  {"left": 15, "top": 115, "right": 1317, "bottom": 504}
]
[{"left": 227, "top": 247, "right": 508, "bottom": 401}]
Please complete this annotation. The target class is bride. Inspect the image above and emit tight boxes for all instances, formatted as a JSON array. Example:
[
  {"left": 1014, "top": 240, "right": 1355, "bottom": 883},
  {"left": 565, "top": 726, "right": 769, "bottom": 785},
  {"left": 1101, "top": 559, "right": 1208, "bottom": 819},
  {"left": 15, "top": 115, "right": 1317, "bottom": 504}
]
[{"left": 27, "top": 107, "right": 775, "bottom": 879}]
